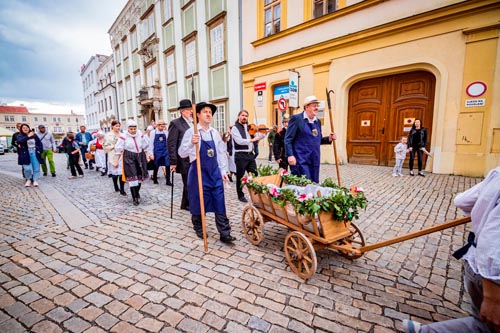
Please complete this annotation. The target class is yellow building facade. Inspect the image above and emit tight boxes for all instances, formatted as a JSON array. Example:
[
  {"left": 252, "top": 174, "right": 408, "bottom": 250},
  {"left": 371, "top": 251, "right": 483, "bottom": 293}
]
[{"left": 241, "top": 0, "right": 500, "bottom": 177}]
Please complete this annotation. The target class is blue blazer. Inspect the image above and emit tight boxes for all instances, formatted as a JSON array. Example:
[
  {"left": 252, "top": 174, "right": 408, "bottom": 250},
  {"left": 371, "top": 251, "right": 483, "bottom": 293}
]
[
  {"left": 75, "top": 132, "right": 93, "bottom": 146},
  {"left": 284, "top": 112, "right": 330, "bottom": 158}
]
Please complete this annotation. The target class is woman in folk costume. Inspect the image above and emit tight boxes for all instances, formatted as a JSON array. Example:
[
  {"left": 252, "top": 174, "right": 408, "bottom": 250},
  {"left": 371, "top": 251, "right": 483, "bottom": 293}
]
[
  {"left": 103, "top": 120, "right": 126, "bottom": 196},
  {"left": 178, "top": 102, "right": 235, "bottom": 243},
  {"left": 113, "top": 120, "right": 149, "bottom": 206},
  {"left": 89, "top": 131, "right": 107, "bottom": 176},
  {"left": 147, "top": 119, "right": 172, "bottom": 186}
]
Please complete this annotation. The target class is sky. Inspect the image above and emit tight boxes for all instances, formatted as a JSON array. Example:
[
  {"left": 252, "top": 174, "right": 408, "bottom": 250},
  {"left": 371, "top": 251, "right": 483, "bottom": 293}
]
[{"left": 0, "top": 0, "right": 127, "bottom": 114}]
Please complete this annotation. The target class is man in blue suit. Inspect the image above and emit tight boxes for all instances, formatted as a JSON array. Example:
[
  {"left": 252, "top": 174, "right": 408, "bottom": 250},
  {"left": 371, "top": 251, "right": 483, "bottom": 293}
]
[{"left": 284, "top": 95, "right": 335, "bottom": 183}]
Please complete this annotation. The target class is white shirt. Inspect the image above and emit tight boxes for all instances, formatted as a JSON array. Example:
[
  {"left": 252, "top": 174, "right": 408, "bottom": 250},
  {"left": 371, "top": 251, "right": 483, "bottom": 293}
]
[
  {"left": 178, "top": 125, "right": 228, "bottom": 175},
  {"left": 230, "top": 123, "right": 254, "bottom": 152},
  {"left": 115, "top": 130, "right": 148, "bottom": 155},
  {"left": 454, "top": 166, "right": 500, "bottom": 282}
]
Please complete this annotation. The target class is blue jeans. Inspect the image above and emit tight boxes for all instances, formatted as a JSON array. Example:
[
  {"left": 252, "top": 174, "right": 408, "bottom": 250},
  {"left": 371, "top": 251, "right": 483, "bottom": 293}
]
[{"left": 23, "top": 150, "right": 41, "bottom": 181}]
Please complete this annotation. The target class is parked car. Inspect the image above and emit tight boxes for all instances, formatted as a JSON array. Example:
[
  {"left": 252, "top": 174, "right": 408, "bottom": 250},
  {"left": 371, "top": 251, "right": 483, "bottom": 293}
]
[{"left": 0, "top": 144, "right": 5, "bottom": 155}]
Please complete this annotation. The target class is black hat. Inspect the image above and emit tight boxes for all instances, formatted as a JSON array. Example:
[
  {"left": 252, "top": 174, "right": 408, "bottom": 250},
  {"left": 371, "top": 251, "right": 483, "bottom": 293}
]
[
  {"left": 196, "top": 102, "right": 217, "bottom": 115},
  {"left": 177, "top": 99, "right": 192, "bottom": 110},
  {"left": 38, "top": 124, "right": 46, "bottom": 129}
]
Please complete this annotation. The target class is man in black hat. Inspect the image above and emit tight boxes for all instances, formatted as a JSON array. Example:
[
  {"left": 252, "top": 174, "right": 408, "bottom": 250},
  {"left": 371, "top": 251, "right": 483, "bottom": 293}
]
[
  {"left": 178, "top": 102, "right": 235, "bottom": 244},
  {"left": 168, "top": 99, "right": 193, "bottom": 210},
  {"left": 36, "top": 125, "right": 57, "bottom": 176}
]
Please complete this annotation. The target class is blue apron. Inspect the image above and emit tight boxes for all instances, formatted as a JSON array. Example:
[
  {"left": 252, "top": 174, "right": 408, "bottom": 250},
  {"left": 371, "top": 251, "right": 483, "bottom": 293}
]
[
  {"left": 153, "top": 131, "right": 170, "bottom": 167},
  {"left": 187, "top": 134, "right": 226, "bottom": 215},
  {"left": 291, "top": 120, "right": 322, "bottom": 183}
]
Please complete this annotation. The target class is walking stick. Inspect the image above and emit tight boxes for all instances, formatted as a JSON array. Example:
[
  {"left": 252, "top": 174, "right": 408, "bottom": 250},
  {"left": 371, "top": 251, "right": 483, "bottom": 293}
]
[
  {"left": 326, "top": 88, "right": 342, "bottom": 187},
  {"left": 170, "top": 171, "right": 174, "bottom": 219},
  {"left": 191, "top": 77, "right": 209, "bottom": 252}
]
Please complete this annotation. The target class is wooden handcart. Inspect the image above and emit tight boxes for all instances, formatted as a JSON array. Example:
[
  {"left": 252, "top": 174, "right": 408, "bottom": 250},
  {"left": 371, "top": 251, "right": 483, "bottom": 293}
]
[{"left": 241, "top": 173, "right": 471, "bottom": 279}]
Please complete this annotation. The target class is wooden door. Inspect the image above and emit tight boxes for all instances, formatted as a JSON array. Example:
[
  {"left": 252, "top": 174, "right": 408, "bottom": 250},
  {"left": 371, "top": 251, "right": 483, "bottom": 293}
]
[{"left": 347, "top": 71, "right": 435, "bottom": 166}]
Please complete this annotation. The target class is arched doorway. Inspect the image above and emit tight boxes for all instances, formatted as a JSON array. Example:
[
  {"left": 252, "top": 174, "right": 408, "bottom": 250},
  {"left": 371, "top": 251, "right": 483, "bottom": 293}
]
[{"left": 347, "top": 71, "right": 435, "bottom": 166}]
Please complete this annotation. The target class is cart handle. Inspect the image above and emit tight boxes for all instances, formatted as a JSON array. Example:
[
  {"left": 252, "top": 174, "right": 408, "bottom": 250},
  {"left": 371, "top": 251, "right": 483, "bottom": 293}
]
[{"left": 358, "top": 216, "right": 471, "bottom": 254}]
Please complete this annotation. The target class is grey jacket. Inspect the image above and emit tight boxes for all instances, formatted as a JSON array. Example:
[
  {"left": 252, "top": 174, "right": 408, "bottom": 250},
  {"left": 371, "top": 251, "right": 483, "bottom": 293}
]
[{"left": 37, "top": 131, "right": 56, "bottom": 151}]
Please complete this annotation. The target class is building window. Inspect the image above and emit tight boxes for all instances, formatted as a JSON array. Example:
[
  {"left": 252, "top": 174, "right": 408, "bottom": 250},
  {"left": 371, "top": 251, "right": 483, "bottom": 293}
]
[
  {"left": 170, "top": 110, "right": 180, "bottom": 120},
  {"left": 165, "top": 52, "right": 176, "bottom": 84},
  {"left": 122, "top": 38, "right": 129, "bottom": 59},
  {"left": 131, "top": 29, "right": 138, "bottom": 51},
  {"left": 313, "top": 0, "right": 336, "bottom": 18},
  {"left": 145, "top": 63, "right": 158, "bottom": 87},
  {"left": 163, "top": 0, "right": 172, "bottom": 21},
  {"left": 264, "top": 0, "right": 281, "bottom": 37},
  {"left": 135, "top": 73, "right": 141, "bottom": 95},
  {"left": 4, "top": 116, "right": 8, "bottom": 121},
  {"left": 67, "top": 118, "right": 70, "bottom": 122},
  {"left": 141, "top": 11, "right": 156, "bottom": 42},
  {"left": 115, "top": 46, "right": 121, "bottom": 64},
  {"left": 126, "top": 79, "right": 132, "bottom": 101},
  {"left": 34, "top": 117, "right": 38, "bottom": 122},
  {"left": 209, "top": 21, "right": 225, "bottom": 66},
  {"left": 185, "top": 39, "right": 197, "bottom": 76},
  {"left": 212, "top": 104, "right": 226, "bottom": 133},
  {"left": 43, "top": 117, "right": 47, "bottom": 122},
  {"left": 109, "top": 96, "right": 112, "bottom": 110},
  {"left": 22, "top": 116, "right": 27, "bottom": 122}
]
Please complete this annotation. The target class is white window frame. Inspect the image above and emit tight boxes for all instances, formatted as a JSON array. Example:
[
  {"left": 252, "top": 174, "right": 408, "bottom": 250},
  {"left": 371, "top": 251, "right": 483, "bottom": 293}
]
[
  {"left": 131, "top": 29, "right": 138, "bottom": 50},
  {"left": 209, "top": 21, "right": 225, "bottom": 66},
  {"left": 165, "top": 52, "right": 176, "bottom": 84},
  {"left": 185, "top": 39, "right": 197, "bottom": 76},
  {"left": 212, "top": 103, "right": 226, "bottom": 133},
  {"left": 264, "top": 0, "right": 281, "bottom": 37},
  {"left": 163, "top": 0, "right": 172, "bottom": 21}
]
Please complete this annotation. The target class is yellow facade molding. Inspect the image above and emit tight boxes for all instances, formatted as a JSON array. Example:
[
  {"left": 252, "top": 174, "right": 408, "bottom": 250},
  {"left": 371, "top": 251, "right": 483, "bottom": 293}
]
[
  {"left": 312, "top": 62, "right": 331, "bottom": 74},
  {"left": 242, "top": 0, "right": 500, "bottom": 74},
  {"left": 463, "top": 23, "right": 500, "bottom": 43}
]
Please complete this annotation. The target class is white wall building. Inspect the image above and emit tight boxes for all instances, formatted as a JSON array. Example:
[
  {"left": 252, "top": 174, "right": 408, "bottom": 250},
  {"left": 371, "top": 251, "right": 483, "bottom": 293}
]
[
  {"left": 108, "top": 0, "right": 242, "bottom": 131},
  {"left": 95, "top": 55, "right": 119, "bottom": 132},
  {"left": 80, "top": 54, "right": 108, "bottom": 131}
]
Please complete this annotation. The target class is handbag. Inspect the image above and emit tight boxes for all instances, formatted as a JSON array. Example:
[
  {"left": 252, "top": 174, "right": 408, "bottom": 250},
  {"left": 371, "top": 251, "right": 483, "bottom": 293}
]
[
  {"left": 89, "top": 144, "right": 97, "bottom": 152},
  {"left": 85, "top": 152, "right": 94, "bottom": 160},
  {"left": 147, "top": 159, "right": 155, "bottom": 170}
]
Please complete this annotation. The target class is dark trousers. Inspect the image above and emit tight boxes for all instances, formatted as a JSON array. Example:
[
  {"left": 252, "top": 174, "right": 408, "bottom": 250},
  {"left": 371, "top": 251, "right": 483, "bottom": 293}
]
[
  {"left": 80, "top": 145, "right": 94, "bottom": 168},
  {"left": 409, "top": 148, "right": 423, "bottom": 172},
  {"left": 69, "top": 153, "right": 83, "bottom": 176},
  {"left": 181, "top": 173, "right": 189, "bottom": 209},
  {"left": 235, "top": 152, "right": 258, "bottom": 199},
  {"left": 191, "top": 214, "right": 231, "bottom": 238},
  {"left": 153, "top": 165, "right": 171, "bottom": 183}
]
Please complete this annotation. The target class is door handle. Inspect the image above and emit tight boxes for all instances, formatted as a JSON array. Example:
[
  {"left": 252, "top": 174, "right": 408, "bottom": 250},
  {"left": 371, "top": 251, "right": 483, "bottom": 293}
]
[{"left": 381, "top": 127, "right": 385, "bottom": 134}]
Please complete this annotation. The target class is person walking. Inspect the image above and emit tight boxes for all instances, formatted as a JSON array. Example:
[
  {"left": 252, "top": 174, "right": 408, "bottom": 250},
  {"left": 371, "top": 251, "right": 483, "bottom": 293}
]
[
  {"left": 267, "top": 125, "right": 277, "bottom": 163},
  {"left": 230, "top": 110, "right": 265, "bottom": 202},
  {"left": 179, "top": 102, "right": 235, "bottom": 243},
  {"left": 63, "top": 132, "right": 84, "bottom": 179},
  {"left": 167, "top": 99, "right": 193, "bottom": 211},
  {"left": 113, "top": 120, "right": 149, "bottom": 206},
  {"left": 284, "top": 96, "right": 335, "bottom": 183},
  {"left": 104, "top": 120, "right": 126, "bottom": 196},
  {"left": 392, "top": 136, "right": 409, "bottom": 177},
  {"left": 11, "top": 123, "right": 25, "bottom": 179},
  {"left": 36, "top": 125, "right": 57, "bottom": 177},
  {"left": 148, "top": 119, "right": 172, "bottom": 186},
  {"left": 402, "top": 166, "right": 500, "bottom": 333},
  {"left": 407, "top": 119, "right": 428, "bottom": 177},
  {"left": 76, "top": 125, "right": 94, "bottom": 170},
  {"left": 89, "top": 131, "right": 107, "bottom": 176},
  {"left": 273, "top": 114, "right": 290, "bottom": 171},
  {"left": 16, "top": 124, "right": 44, "bottom": 187}
]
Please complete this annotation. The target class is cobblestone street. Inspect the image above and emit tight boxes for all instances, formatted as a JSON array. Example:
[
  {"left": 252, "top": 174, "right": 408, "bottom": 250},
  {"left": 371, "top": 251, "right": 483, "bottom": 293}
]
[{"left": 0, "top": 152, "right": 481, "bottom": 333}]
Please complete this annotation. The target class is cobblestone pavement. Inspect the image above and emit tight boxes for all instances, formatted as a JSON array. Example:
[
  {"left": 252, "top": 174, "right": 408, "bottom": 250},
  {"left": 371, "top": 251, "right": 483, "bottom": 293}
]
[{"left": 0, "top": 152, "right": 481, "bottom": 332}]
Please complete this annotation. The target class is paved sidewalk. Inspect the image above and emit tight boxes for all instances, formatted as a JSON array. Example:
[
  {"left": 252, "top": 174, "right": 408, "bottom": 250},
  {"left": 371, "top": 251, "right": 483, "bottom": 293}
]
[{"left": 0, "top": 152, "right": 481, "bottom": 332}]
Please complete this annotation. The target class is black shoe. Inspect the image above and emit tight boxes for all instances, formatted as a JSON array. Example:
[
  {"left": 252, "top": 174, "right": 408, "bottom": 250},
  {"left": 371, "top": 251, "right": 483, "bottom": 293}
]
[
  {"left": 153, "top": 178, "right": 158, "bottom": 184},
  {"left": 195, "top": 231, "right": 203, "bottom": 239},
  {"left": 220, "top": 235, "right": 236, "bottom": 243},
  {"left": 133, "top": 199, "right": 139, "bottom": 206},
  {"left": 43, "top": 172, "right": 47, "bottom": 176},
  {"left": 166, "top": 181, "right": 173, "bottom": 186},
  {"left": 101, "top": 172, "right": 107, "bottom": 176},
  {"left": 51, "top": 173, "right": 56, "bottom": 177},
  {"left": 409, "top": 171, "right": 414, "bottom": 176},
  {"left": 120, "top": 191, "right": 127, "bottom": 196},
  {"left": 418, "top": 172, "right": 425, "bottom": 177},
  {"left": 89, "top": 166, "right": 94, "bottom": 170},
  {"left": 238, "top": 196, "right": 248, "bottom": 203},
  {"left": 84, "top": 166, "right": 88, "bottom": 169},
  {"left": 228, "top": 175, "right": 233, "bottom": 182}
]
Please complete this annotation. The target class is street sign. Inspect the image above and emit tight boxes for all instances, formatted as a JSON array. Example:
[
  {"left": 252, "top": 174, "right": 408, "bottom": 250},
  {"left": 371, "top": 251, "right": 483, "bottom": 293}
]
[
  {"left": 289, "top": 71, "right": 299, "bottom": 107},
  {"left": 278, "top": 98, "right": 287, "bottom": 111},
  {"left": 254, "top": 82, "right": 266, "bottom": 91}
]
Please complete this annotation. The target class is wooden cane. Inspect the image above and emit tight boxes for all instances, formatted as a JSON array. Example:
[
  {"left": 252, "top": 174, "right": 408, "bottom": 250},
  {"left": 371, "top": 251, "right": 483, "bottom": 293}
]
[
  {"left": 191, "top": 78, "right": 208, "bottom": 252},
  {"left": 326, "top": 88, "right": 342, "bottom": 187}
]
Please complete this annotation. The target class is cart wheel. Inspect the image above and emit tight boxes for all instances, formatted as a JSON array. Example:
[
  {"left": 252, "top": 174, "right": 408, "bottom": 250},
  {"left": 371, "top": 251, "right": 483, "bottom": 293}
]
[
  {"left": 336, "top": 222, "right": 365, "bottom": 259},
  {"left": 284, "top": 231, "right": 317, "bottom": 279},
  {"left": 241, "top": 204, "right": 264, "bottom": 245}
]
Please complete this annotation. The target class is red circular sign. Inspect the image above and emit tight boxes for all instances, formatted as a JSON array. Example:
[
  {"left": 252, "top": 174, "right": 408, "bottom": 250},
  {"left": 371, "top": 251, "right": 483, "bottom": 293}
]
[
  {"left": 466, "top": 81, "right": 487, "bottom": 97},
  {"left": 278, "top": 98, "right": 287, "bottom": 111}
]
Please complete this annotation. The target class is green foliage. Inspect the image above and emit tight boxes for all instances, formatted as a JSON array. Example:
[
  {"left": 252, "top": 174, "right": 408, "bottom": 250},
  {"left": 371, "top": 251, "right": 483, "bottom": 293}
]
[
  {"left": 282, "top": 173, "right": 313, "bottom": 186},
  {"left": 257, "top": 164, "right": 279, "bottom": 176}
]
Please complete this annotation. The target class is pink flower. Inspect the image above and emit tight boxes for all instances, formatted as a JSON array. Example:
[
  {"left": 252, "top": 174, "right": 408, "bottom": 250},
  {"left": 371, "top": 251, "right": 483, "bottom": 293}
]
[
  {"left": 354, "top": 186, "right": 364, "bottom": 193},
  {"left": 280, "top": 170, "right": 289, "bottom": 177},
  {"left": 268, "top": 185, "right": 280, "bottom": 197},
  {"left": 297, "top": 193, "right": 312, "bottom": 202}
]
